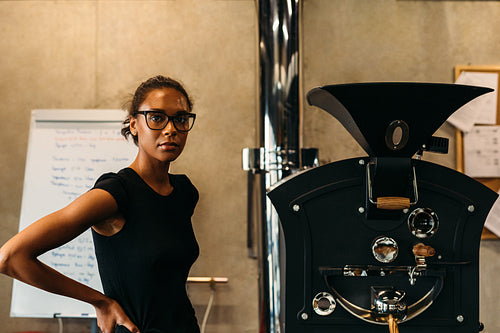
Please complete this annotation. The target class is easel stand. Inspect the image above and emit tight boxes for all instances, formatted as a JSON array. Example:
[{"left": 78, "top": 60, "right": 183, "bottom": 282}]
[{"left": 91, "top": 318, "right": 98, "bottom": 333}]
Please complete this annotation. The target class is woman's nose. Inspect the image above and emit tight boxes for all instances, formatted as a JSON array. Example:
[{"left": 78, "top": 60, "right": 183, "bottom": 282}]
[{"left": 162, "top": 119, "right": 177, "bottom": 135}]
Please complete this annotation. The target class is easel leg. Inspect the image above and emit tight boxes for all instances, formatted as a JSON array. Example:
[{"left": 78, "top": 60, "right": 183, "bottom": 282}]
[{"left": 91, "top": 318, "right": 98, "bottom": 333}]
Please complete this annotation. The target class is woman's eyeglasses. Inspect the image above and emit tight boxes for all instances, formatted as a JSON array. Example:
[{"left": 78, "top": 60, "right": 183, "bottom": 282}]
[{"left": 134, "top": 111, "right": 196, "bottom": 132}]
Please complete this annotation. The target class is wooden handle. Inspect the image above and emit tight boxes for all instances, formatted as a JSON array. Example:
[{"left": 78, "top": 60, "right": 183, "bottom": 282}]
[
  {"left": 376, "top": 197, "right": 410, "bottom": 210},
  {"left": 413, "top": 243, "right": 436, "bottom": 257}
]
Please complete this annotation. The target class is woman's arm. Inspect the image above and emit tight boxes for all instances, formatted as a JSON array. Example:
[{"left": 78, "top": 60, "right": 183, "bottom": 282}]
[{"left": 0, "top": 188, "right": 139, "bottom": 333}]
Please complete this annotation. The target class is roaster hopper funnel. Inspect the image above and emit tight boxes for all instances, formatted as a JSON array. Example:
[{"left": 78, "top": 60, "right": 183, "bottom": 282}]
[{"left": 306, "top": 82, "right": 493, "bottom": 157}]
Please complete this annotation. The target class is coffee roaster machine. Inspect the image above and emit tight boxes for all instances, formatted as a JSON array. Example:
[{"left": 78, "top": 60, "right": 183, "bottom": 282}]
[{"left": 266, "top": 82, "right": 498, "bottom": 332}]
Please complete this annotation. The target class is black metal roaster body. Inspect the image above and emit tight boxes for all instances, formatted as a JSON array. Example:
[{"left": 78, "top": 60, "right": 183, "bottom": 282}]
[{"left": 267, "top": 83, "right": 498, "bottom": 333}]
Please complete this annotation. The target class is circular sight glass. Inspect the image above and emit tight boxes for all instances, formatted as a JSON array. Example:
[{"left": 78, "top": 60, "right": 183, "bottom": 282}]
[{"left": 408, "top": 208, "right": 439, "bottom": 238}]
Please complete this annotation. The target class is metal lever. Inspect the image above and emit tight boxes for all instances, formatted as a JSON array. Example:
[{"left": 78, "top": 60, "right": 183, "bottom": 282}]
[
  {"left": 367, "top": 163, "right": 418, "bottom": 210},
  {"left": 409, "top": 243, "right": 436, "bottom": 285}
]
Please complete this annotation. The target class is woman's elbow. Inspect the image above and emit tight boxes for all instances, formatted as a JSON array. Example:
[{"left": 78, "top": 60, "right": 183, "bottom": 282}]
[
  {"left": 0, "top": 245, "right": 10, "bottom": 275},
  {"left": 0, "top": 243, "right": 18, "bottom": 276}
]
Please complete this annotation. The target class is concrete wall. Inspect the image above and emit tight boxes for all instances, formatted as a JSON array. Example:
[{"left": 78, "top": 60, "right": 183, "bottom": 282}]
[{"left": 1, "top": 0, "right": 500, "bottom": 332}]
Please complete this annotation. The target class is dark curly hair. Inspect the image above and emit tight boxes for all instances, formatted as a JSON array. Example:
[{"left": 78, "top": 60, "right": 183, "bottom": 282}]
[{"left": 122, "top": 75, "right": 193, "bottom": 145}]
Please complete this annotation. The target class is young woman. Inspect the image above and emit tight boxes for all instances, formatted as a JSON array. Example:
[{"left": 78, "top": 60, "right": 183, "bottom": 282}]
[{"left": 0, "top": 75, "right": 201, "bottom": 333}]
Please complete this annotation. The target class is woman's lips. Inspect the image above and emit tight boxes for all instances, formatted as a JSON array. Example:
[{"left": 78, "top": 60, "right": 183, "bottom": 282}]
[{"left": 158, "top": 142, "right": 179, "bottom": 151}]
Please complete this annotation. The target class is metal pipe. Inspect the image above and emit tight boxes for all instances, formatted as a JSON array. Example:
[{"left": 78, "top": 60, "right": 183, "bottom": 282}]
[{"left": 257, "top": 1, "right": 300, "bottom": 332}]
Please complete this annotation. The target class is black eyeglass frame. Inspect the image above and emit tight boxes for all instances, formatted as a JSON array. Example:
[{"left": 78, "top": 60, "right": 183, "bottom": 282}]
[{"left": 134, "top": 111, "right": 196, "bottom": 132}]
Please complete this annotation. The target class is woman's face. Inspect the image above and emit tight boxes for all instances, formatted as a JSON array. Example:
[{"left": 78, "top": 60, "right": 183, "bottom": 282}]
[{"left": 130, "top": 87, "right": 191, "bottom": 165}]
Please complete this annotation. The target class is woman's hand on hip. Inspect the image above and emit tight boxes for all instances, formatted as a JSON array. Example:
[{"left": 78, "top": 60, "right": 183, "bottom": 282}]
[{"left": 94, "top": 297, "right": 140, "bottom": 333}]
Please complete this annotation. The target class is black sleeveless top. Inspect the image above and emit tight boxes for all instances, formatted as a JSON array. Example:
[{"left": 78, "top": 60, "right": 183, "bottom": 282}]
[{"left": 92, "top": 168, "right": 200, "bottom": 333}]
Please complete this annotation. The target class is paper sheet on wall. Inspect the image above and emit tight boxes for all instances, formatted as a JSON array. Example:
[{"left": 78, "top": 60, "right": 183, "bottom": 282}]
[
  {"left": 485, "top": 190, "right": 500, "bottom": 238},
  {"left": 463, "top": 125, "right": 500, "bottom": 177},
  {"left": 447, "top": 71, "right": 498, "bottom": 132}
]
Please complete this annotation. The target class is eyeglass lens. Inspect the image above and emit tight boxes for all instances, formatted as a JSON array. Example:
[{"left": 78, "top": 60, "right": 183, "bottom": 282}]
[{"left": 146, "top": 112, "right": 195, "bottom": 131}]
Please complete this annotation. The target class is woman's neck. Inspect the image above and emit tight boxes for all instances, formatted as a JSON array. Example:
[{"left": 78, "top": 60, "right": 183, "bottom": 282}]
[{"left": 129, "top": 157, "right": 173, "bottom": 196}]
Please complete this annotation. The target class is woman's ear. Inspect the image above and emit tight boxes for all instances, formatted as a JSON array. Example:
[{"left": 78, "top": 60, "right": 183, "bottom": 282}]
[{"left": 129, "top": 115, "right": 138, "bottom": 136}]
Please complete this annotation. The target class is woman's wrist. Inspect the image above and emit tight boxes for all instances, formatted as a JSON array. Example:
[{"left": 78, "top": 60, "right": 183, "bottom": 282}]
[{"left": 89, "top": 293, "right": 114, "bottom": 309}]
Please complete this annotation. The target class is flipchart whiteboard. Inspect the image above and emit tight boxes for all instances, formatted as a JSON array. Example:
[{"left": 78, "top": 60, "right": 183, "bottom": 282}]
[{"left": 11, "top": 109, "right": 137, "bottom": 318}]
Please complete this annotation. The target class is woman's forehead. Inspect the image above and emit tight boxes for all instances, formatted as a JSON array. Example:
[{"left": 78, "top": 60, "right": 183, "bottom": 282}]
[{"left": 142, "top": 88, "right": 190, "bottom": 110}]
